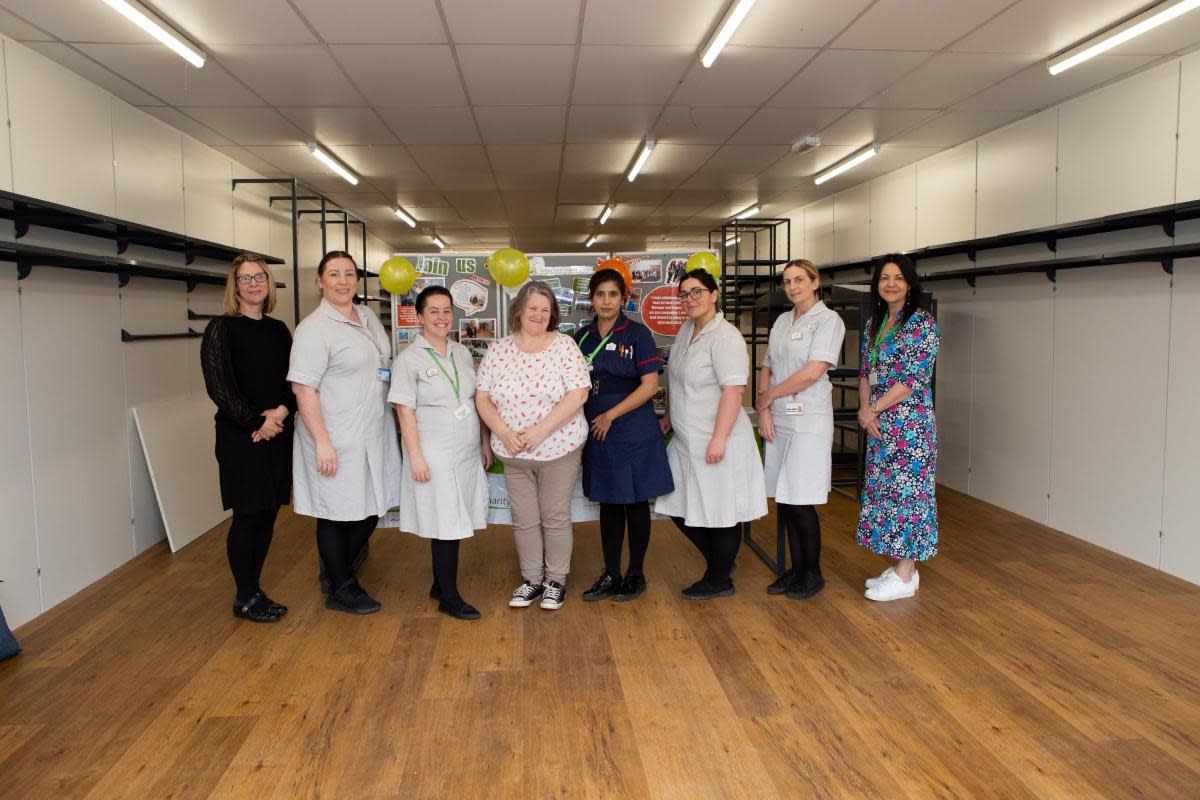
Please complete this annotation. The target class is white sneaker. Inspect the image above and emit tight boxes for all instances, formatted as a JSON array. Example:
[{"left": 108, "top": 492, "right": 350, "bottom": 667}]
[
  {"left": 864, "top": 570, "right": 918, "bottom": 601},
  {"left": 865, "top": 567, "right": 918, "bottom": 591}
]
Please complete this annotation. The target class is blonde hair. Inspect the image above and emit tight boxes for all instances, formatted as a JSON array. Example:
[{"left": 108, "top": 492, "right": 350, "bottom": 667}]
[
  {"left": 223, "top": 254, "right": 276, "bottom": 316},
  {"left": 782, "top": 259, "right": 820, "bottom": 296},
  {"left": 508, "top": 281, "right": 560, "bottom": 333}
]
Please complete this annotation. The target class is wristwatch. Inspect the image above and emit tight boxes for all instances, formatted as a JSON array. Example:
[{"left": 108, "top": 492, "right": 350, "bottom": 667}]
[{"left": 869, "top": 401, "right": 879, "bottom": 414}]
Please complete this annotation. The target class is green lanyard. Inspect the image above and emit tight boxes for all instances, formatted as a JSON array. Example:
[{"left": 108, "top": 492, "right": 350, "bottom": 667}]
[
  {"left": 578, "top": 327, "right": 615, "bottom": 365},
  {"left": 870, "top": 314, "right": 901, "bottom": 369},
  {"left": 425, "top": 347, "right": 461, "bottom": 400}
]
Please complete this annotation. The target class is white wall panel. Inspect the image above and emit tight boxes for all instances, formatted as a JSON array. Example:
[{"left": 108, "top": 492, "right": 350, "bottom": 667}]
[
  {"left": 232, "top": 170, "right": 272, "bottom": 258},
  {"left": 183, "top": 138, "right": 234, "bottom": 246},
  {"left": 803, "top": 198, "right": 833, "bottom": 266},
  {"left": 784, "top": 206, "right": 804, "bottom": 260},
  {"left": 0, "top": 265, "right": 40, "bottom": 628},
  {"left": 269, "top": 210, "right": 298, "bottom": 329},
  {"left": 968, "top": 274, "right": 1052, "bottom": 523},
  {"left": 112, "top": 100, "right": 185, "bottom": 233},
  {"left": 22, "top": 269, "right": 132, "bottom": 610},
  {"left": 6, "top": 43, "right": 115, "bottom": 215},
  {"left": 869, "top": 165, "right": 915, "bottom": 256},
  {"left": 0, "top": 41, "right": 13, "bottom": 191},
  {"left": 1162, "top": 257, "right": 1200, "bottom": 584},
  {"left": 1049, "top": 264, "right": 1170, "bottom": 567},
  {"left": 976, "top": 110, "right": 1057, "bottom": 238},
  {"left": 931, "top": 284, "right": 972, "bottom": 493},
  {"left": 1177, "top": 51, "right": 1200, "bottom": 203},
  {"left": 916, "top": 142, "right": 976, "bottom": 248},
  {"left": 833, "top": 183, "right": 870, "bottom": 263},
  {"left": 1057, "top": 62, "right": 1179, "bottom": 223}
]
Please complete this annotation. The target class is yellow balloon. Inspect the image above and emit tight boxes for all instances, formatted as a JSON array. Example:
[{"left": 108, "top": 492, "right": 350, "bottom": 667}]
[
  {"left": 686, "top": 251, "right": 720, "bottom": 281},
  {"left": 379, "top": 256, "right": 416, "bottom": 295},
  {"left": 487, "top": 248, "right": 530, "bottom": 288}
]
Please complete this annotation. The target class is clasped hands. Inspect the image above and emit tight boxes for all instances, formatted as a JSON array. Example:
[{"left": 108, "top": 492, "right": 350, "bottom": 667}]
[
  {"left": 251, "top": 406, "right": 289, "bottom": 443},
  {"left": 497, "top": 423, "right": 548, "bottom": 455}
]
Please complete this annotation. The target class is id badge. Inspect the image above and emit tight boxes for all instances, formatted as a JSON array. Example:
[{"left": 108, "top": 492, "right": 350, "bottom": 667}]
[
  {"left": 790, "top": 329, "right": 806, "bottom": 342},
  {"left": 785, "top": 402, "right": 804, "bottom": 416},
  {"left": 453, "top": 403, "right": 471, "bottom": 422},
  {"left": 605, "top": 342, "right": 617, "bottom": 351},
  {"left": 377, "top": 367, "right": 391, "bottom": 382},
  {"left": 868, "top": 370, "right": 879, "bottom": 386},
  {"left": 426, "top": 367, "right": 439, "bottom": 378}
]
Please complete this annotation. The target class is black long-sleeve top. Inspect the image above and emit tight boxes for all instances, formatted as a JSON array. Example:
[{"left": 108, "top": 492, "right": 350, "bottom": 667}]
[{"left": 200, "top": 314, "right": 296, "bottom": 431}]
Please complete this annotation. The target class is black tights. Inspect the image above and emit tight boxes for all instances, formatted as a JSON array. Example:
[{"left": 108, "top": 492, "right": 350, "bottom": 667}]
[
  {"left": 430, "top": 540, "right": 463, "bottom": 607},
  {"left": 778, "top": 503, "right": 822, "bottom": 578},
  {"left": 671, "top": 517, "right": 741, "bottom": 587},
  {"left": 599, "top": 501, "right": 652, "bottom": 579},
  {"left": 316, "top": 516, "right": 378, "bottom": 590},
  {"left": 227, "top": 507, "right": 279, "bottom": 603}
]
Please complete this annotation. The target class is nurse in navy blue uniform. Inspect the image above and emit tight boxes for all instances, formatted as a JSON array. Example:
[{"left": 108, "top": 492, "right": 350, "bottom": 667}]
[{"left": 575, "top": 267, "right": 674, "bottom": 602}]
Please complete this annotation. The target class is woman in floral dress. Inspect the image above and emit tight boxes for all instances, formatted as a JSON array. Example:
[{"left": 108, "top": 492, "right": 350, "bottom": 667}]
[{"left": 856, "top": 254, "right": 940, "bottom": 602}]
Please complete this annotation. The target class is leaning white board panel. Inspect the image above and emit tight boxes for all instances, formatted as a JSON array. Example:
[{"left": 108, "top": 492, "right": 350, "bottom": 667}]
[{"left": 132, "top": 397, "right": 227, "bottom": 553}]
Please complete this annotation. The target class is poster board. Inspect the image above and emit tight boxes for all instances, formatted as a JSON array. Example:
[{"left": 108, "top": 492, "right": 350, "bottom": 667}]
[{"left": 389, "top": 254, "right": 498, "bottom": 365}]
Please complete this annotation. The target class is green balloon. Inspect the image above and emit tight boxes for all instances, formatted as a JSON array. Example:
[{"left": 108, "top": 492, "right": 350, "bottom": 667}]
[
  {"left": 488, "top": 248, "right": 530, "bottom": 288},
  {"left": 686, "top": 251, "right": 720, "bottom": 281},
  {"left": 379, "top": 256, "right": 416, "bottom": 294}
]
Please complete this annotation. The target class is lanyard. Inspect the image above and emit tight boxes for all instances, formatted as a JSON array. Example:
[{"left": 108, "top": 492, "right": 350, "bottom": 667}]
[
  {"left": 870, "top": 314, "right": 901, "bottom": 368},
  {"left": 578, "top": 327, "right": 615, "bottom": 365},
  {"left": 425, "top": 347, "right": 461, "bottom": 400}
]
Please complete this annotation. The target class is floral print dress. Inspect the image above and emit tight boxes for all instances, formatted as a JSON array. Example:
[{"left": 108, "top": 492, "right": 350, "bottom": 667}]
[{"left": 856, "top": 308, "right": 940, "bottom": 561}]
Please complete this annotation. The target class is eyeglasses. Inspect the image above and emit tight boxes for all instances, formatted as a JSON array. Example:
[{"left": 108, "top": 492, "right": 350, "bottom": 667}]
[
  {"left": 677, "top": 287, "right": 710, "bottom": 301},
  {"left": 236, "top": 272, "right": 269, "bottom": 285}
]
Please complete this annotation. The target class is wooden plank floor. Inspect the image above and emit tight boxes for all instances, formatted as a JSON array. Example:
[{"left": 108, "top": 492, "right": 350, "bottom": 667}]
[{"left": 3, "top": 487, "right": 1200, "bottom": 799}]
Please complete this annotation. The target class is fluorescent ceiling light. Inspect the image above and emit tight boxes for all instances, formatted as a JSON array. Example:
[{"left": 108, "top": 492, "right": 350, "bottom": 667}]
[
  {"left": 99, "top": 0, "right": 205, "bottom": 68},
  {"left": 393, "top": 207, "right": 416, "bottom": 227},
  {"left": 626, "top": 138, "right": 656, "bottom": 183},
  {"left": 599, "top": 204, "right": 615, "bottom": 225},
  {"left": 814, "top": 143, "right": 879, "bottom": 186},
  {"left": 585, "top": 235, "right": 598, "bottom": 248},
  {"left": 432, "top": 235, "right": 445, "bottom": 249},
  {"left": 308, "top": 143, "right": 359, "bottom": 186},
  {"left": 700, "top": 0, "right": 758, "bottom": 69},
  {"left": 1048, "top": 0, "right": 1200, "bottom": 75},
  {"left": 735, "top": 205, "right": 760, "bottom": 220}
]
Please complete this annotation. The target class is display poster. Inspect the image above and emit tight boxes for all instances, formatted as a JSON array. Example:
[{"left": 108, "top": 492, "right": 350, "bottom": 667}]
[{"left": 390, "top": 254, "right": 496, "bottom": 366}]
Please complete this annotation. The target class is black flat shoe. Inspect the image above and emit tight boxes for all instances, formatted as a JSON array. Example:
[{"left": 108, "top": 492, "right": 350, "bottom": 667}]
[
  {"left": 681, "top": 580, "right": 735, "bottom": 600},
  {"left": 429, "top": 582, "right": 442, "bottom": 599},
  {"left": 787, "top": 572, "right": 826, "bottom": 600},
  {"left": 324, "top": 580, "right": 381, "bottom": 615},
  {"left": 438, "top": 600, "right": 481, "bottom": 621},
  {"left": 613, "top": 574, "right": 646, "bottom": 602},
  {"left": 581, "top": 572, "right": 620, "bottom": 602},
  {"left": 233, "top": 593, "right": 285, "bottom": 623},
  {"left": 766, "top": 569, "right": 795, "bottom": 595}
]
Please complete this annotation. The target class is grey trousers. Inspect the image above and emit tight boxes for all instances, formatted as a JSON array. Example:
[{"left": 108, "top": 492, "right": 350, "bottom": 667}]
[{"left": 500, "top": 448, "right": 582, "bottom": 585}]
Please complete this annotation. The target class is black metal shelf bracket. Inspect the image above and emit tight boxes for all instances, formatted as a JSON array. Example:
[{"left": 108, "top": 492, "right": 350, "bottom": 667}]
[
  {"left": 16, "top": 255, "right": 31, "bottom": 280},
  {"left": 118, "top": 269, "right": 130, "bottom": 288},
  {"left": 1046, "top": 269, "right": 1057, "bottom": 283},
  {"left": 966, "top": 275, "right": 976, "bottom": 288},
  {"left": 1161, "top": 257, "right": 1174, "bottom": 275},
  {"left": 1047, "top": 236, "right": 1057, "bottom": 253},
  {"left": 967, "top": 247, "right": 977, "bottom": 262},
  {"left": 187, "top": 309, "right": 218, "bottom": 320},
  {"left": 121, "top": 328, "right": 203, "bottom": 342}
]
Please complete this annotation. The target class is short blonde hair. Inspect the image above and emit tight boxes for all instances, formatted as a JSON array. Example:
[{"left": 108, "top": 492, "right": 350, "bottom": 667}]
[
  {"left": 223, "top": 254, "right": 276, "bottom": 316},
  {"left": 508, "top": 281, "right": 560, "bottom": 333}
]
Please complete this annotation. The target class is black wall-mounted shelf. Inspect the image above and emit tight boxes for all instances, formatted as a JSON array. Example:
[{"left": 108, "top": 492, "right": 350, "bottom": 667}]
[
  {"left": 121, "top": 329, "right": 203, "bottom": 342},
  {"left": 187, "top": 310, "right": 219, "bottom": 320}
]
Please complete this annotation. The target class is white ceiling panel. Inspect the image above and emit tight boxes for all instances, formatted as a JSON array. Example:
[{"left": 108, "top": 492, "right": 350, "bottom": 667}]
[
  {"left": 729, "top": 0, "right": 874, "bottom": 48},
  {"left": 214, "top": 145, "right": 284, "bottom": 177},
  {"left": 475, "top": 106, "right": 567, "bottom": 144},
  {"left": 410, "top": 146, "right": 498, "bottom": 190},
  {"left": 291, "top": 0, "right": 446, "bottom": 44},
  {"left": 817, "top": 145, "right": 941, "bottom": 188},
  {"left": 457, "top": 45, "right": 575, "bottom": 105},
  {"left": 770, "top": 50, "right": 929, "bottom": 108},
  {"left": 146, "top": 0, "right": 315, "bottom": 45},
  {"left": 278, "top": 108, "right": 399, "bottom": 146},
  {"left": 566, "top": 105, "right": 659, "bottom": 143},
  {"left": 377, "top": 107, "right": 480, "bottom": 145},
  {"left": 0, "top": 6, "right": 52, "bottom": 40},
  {"left": 952, "top": 0, "right": 1153, "bottom": 57},
  {"left": 336, "top": 146, "right": 421, "bottom": 177},
  {"left": 185, "top": 108, "right": 307, "bottom": 145},
  {"left": 573, "top": 46, "right": 693, "bottom": 105},
  {"left": 504, "top": 191, "right": 557, "bottom": 223},
  {"left": 555, "top": 204, "right": 606, "bottom": 221},
  {"left": 558, "top": 179, "right": 622, "bottom": 203},
  {"left": 75, "top": 44, "right": 262, "bottom": 106},
  {"left": 24, "top": 42, "right": 161, "bottom": 105},
  {"left": 956, "top": 55, "right": 1159, "bottom": 112},
  {"left": 139, "top": 106, "right": 232, "bottom": 147},
  {"left": 214, "top": 46, "right": 365, "bottom": 106},
  {"left": 834, "top": 0, "right": 1013, "bottom": 51},
  {"left": 816, "top": 108, "right": 941, "bottom": 146},
  {"left": 444, "top": 190, "right": 507, "bottom": 219},
  {"left": 443, "top": 0, "right": 581, "bottom": 44},
  {"left": 0, "top": 0, "right": 157, "bottom": 42},
  {"left": 582, "top": 0, "right": 726, "bottom": 45},
  {"left": 756, "top": 145, "right": 856, "bottom": 184},
  {"left": 562, "top": 143, "right": 642, "bottom": 176},
  {"left": 635, "top": 143, "right": 720, "bottom": 189},
  {"left": 865, "top": 52, "right": 1037, "bottom": 109},
  {"left": 672, "top": 45, "right": 817, "bottom": 106},
  {"left": 487, "top": 145, "right": 561, "bottom": 190},
  {"left": 887, "top": 109, "right": 1023, "bottom": 147},
  {"left": 610, "top": 188, "right": 673, "bottom": 204},
  {"left": 730, "top": 106, "right": 841, "bottom": 145},
  {"left": 243, "top": 144, "right": 336, "bottom": 174},
  {"left": 332, "top": 45, "right": 466, "bottom": 106},
  {"left": 696, "top": 144, "right": 788, "bottom": 175},
  {"left": 652, "top": 106, "right": 757, "bottom": 144}
]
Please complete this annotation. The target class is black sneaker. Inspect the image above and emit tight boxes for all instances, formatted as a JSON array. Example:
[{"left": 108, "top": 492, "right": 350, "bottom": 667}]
[
  {"left": 438, "top": 600, "right": 481, "bottom": 621},
  {"left": 325, "top": 580, "right": 381, "bottom": 615},
  {"left": 232, "top": 592, "right": 285, "bottom": 623},
  {"left": 581, "top": 573, "right": 620, "bottom": 602},
  {"left": 681, "top": 580, "right": 735, "bottom": 600},
  {"left": 766, "top": 569, "right": 796, "bottom": 595},
  {"left": 613, "top": 574, "right": 647, "bottom": 602},
  {"left": 787, "top": 572, "right": 826, "bottom": 600},
  {"left": 509, "top": 580, "right": 544, "bottom": 608},
  {"left": 540, "top": 580, "right": 566, "bottom": 610},
  {"left": 429, "top": 582, "right": 442, "bottom": 599}
]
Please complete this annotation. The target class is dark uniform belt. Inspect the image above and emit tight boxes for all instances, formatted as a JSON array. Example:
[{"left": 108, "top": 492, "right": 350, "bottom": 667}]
[{"left": 592, "top": 375, "right": 642, "bottom": 395}]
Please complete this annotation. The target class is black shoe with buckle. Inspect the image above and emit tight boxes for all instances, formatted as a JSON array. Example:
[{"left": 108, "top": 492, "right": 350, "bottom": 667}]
[
  {"left": 581, "top": 572, "right": 620, "bottom": 602},
  {"left": 233, "top": 592, "right": 285, "bottom": 623},
  {"left": 613, "top": 574, "right": 647, "bottom": 602}
]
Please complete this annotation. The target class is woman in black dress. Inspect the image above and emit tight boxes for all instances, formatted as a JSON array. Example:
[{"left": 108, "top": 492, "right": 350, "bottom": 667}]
[{"left": 200, "top": 254, "right": 295, "bottom": 623}]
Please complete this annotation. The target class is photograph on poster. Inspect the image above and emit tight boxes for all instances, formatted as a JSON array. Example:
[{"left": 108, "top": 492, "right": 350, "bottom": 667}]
[
  {"left": 625, "top": 287, "right": 643, "bottom": 313},
  {"left": 558, "top": 323, "right": 576, "bottom": 335},
  {"left": 395, "top": 326, "right": 420, "bottom": 346},
  {"left": 450, "top": 278, "right": 489, "bottom": 315},
  {"left": 651, "top": 386, "right": 667, "bottom": 414},
  {"left": 460, "top": 318, "right": 496, "bottom": 340},
  {"left": 572, "top": 277, "right": 593, "bottom": 314},
  {"left": 396, "top": 276, "right": 446, "bottom": 326},
  {"left": 461, "top": 338, "right": 492, "bottom": 363},
  {"left": 667, "top": 257, "right": 688, "bottom": 284},
  {"left": 629, "top": 258, "right": 662, "bottom": 284},
  {"left": 553, "top": 285, "right": 574, "bottom": 318}
]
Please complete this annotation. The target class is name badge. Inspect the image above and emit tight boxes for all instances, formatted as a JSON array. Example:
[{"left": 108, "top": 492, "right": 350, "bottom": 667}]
[
  {"left": 868, "top": 370, "right": 879, "bottom": 386},
  {"left": 453, "top": 403, "right": 471, "bottom": 422},
  {"left": 426, "top": 367, "right": 439, "bottom": 378},
  {"left": 377, "top": 367, "right": 391, "bottom": 382},
  {"left": 605, "top": 342, "right": 617, "bottom": 351},
  {"left": 785, "top": 402, "right": 804, "bottom": 416},
  {"left": 790, "top": 329, "right": 806, "bottom": 342}
]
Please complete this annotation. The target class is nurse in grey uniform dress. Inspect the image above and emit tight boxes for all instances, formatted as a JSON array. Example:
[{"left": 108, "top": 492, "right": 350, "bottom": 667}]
[
  {"left": 389, "top": 285, "right": 491, "bottom": 621},
  {"left": 756, "top": 259, "right": 846, "bottom": 600},
  {"left": 655, "top": 268, "right": 767, "bottom": 599}
]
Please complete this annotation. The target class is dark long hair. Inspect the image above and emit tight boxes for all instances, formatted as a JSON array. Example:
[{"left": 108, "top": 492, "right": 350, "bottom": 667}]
[{"left": 867, "top": 253, "right": 926, "bottom": 339}]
